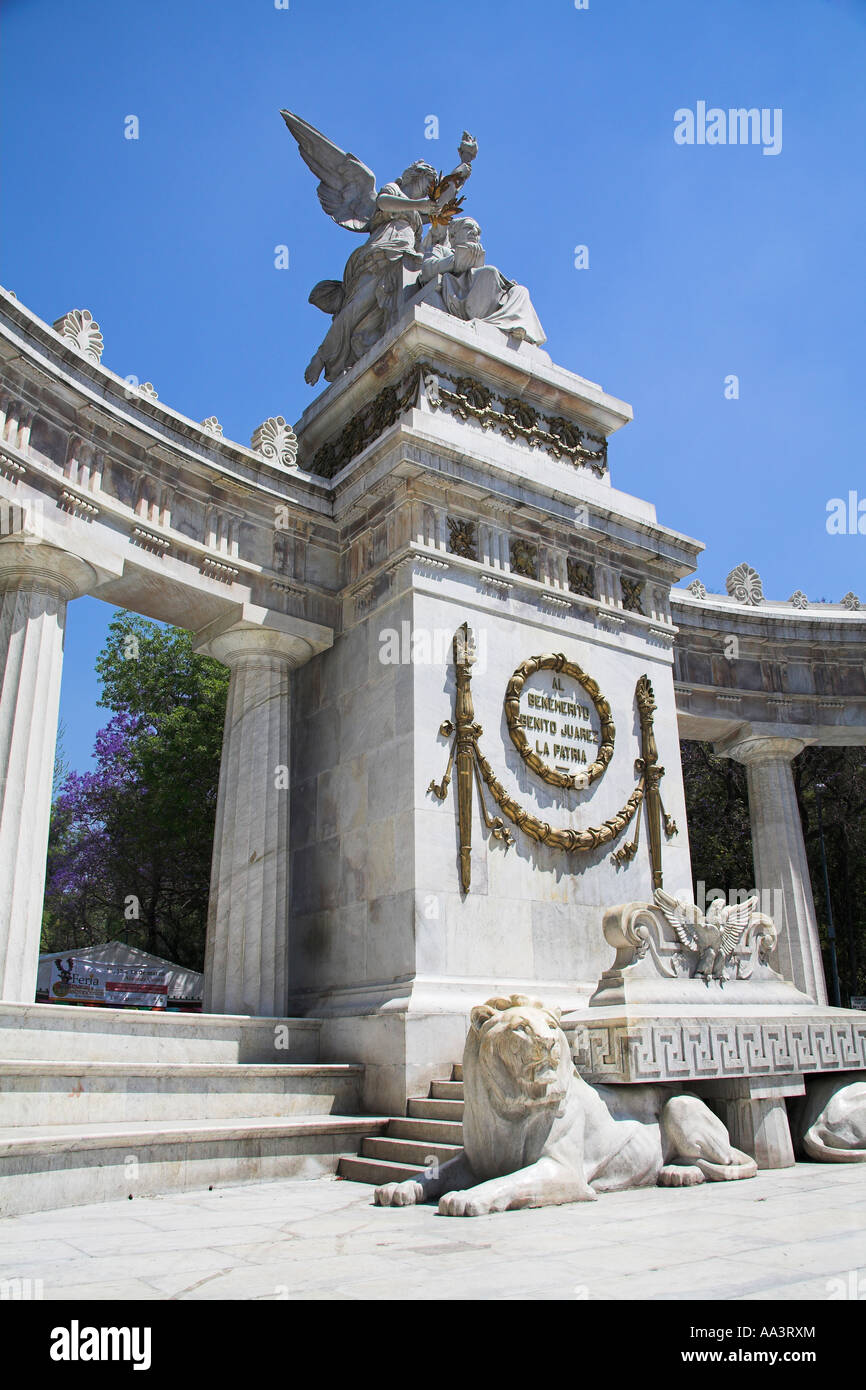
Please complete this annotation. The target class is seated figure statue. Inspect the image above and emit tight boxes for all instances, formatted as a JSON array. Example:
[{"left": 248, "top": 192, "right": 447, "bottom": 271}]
[{"left": 418, "top": 218, "right": 547, "bottom": 347}]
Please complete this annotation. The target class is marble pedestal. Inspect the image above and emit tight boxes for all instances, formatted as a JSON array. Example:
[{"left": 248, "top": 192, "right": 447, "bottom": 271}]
[
  {"left": 565, "top": 1003, "right": 866, "bottom": 1168},
  {"left": 287, "top": 306, "right": 701, "bottom": 1112}
]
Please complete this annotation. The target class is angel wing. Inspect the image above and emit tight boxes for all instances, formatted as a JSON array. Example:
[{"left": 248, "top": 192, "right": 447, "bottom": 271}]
[
  {"left": 717, "top": 896, "right": 758, "bottom": 953},
  {"left": 653, "top": 889, "right": 702, "bottom": 950},
  {"left": 280, "top": 110, "right": 378, "bottom": 233}
]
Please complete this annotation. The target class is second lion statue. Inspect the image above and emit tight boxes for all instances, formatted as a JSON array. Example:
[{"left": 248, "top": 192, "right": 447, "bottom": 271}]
[{"left": 375, "top": 995, "right": 757, "bottom": 1216}]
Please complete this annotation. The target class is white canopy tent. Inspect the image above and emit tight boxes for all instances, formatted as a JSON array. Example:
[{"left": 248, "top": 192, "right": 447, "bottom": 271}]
[{"left": 37, "top": 941, "right": 203, "bottom": 1007}]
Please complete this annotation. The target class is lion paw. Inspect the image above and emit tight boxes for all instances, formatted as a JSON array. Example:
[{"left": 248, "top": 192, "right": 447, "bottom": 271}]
[
  {"left": 374, "top": 1179, "right": 425, "bottom": 1207},
  {"left": 439, "top": 1190, "right": 488, "bottom": 1217},
  {"left": 657, "top": 1163, "right": 705, "bottom": 1187}
]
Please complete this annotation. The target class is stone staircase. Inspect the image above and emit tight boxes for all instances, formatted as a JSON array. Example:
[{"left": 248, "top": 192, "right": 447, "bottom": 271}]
[
  {"left": 0, "top": 1002, "right": 389, "bottom": 1217},
  {"left": 339, "top": 1065, "right": 464, "bottom": 1187}
]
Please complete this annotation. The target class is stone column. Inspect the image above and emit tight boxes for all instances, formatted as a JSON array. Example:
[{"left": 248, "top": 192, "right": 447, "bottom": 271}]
[
  {"left": 723, "top": 734, "right": 827, "bottom": 1004},
  {"left": 0, "top": 541, "right": 96, "bottom": 1001},
  {"left": 195, "top": 615, "right": 331, "bottom": 1017},
  {"left": 700, "top": 1076, "right": 805, "bottom": 1169}
]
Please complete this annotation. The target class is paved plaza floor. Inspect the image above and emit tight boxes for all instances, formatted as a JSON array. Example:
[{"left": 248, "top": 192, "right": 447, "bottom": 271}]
[{"left": 1, "top": 1162, "right": 864, "bottom": 1302}]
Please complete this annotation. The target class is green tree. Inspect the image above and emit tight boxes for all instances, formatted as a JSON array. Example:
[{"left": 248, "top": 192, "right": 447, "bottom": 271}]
[
  {"left": 42, "top": 613, "right": 229, "bottom": 969},
  {"left": 681, "top": 740, "right": 866, "bottom": 1004}
]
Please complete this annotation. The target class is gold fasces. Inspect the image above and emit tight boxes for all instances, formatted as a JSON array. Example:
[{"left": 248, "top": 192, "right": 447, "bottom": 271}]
[
  {"left": 611, "top": 674, "right": 677, "bottom": 886},
  {"left": 504, "top": 652, "right": 615, "bottom": 790}
]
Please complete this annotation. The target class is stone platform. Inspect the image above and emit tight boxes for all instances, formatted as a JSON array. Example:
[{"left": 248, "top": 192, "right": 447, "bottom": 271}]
[
  {"left": 2, "top": 1164, "right": 863, "bottom": 1302},
  {"left": 565, "top": 1003, "right": 866, "bottom": 1170},
  {"left": 565, "top": 1004, "right": 866, "bottom": 1086}
]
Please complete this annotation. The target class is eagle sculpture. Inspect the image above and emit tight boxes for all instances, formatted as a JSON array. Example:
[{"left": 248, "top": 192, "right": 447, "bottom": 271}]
[{"left": 653, "top": 889, "right": 759, "bottom": 985}]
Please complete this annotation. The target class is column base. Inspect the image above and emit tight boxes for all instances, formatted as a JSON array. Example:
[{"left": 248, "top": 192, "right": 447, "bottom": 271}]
[{"left": 697, "top": 1076, "right": 805, "bottom": 1169}]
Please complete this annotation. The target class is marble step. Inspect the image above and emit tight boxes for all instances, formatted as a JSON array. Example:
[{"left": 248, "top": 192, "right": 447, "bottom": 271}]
[
  {"left": 0, "top": 1114, "right": 390, "bottom": 1218},
  {"left": 0, "top": 1002, "right": 321, "bottom": 1063},
  {"left": 386, "top": 1116, "right": 464, "bottom": 1145},
  {"left": 429, "top": 1080, "right": 464, "bottom": 1101},
  {"left": 0, "top": 1060, "right": 364, "bottom": 1127},
  {"left": 360, "top": 1136, "right": 462, "bottom": 1166},
  {"left": 339, "top": 1154, "right": 424, "bottom": 1186},
  {"left": 406, "top": 1096, "right": 464, "bottom": 1122},
  {"left": 339, "top": 1071, "right": 466, "bottom": 1187}
]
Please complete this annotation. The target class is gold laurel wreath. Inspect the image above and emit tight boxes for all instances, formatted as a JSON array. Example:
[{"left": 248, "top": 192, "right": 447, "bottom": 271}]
[{"left": 503, "top": 652, "right": 615, "bottom": 790}]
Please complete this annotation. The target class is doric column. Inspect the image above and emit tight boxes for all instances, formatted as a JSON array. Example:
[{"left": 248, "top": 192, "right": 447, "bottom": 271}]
[
  {"left": 0, "top": 541, "right": 96, "bottom": 1001},
  {"left": 722, "top": 734, "right": 827, "bottom": 1004},
  {"left": 195, "top": 614, "right": 331, "bottom": 1017}
]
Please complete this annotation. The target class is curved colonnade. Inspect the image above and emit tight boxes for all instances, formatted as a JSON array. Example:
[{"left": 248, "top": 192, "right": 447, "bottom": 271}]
[{"left": 1, "top": 285, "right": 864, "bottom": 1014}]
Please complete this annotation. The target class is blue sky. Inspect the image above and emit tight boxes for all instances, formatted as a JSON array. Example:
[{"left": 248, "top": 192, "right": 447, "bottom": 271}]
[{"left": 2, "top": 0, "right": 864, "bottom": 771}]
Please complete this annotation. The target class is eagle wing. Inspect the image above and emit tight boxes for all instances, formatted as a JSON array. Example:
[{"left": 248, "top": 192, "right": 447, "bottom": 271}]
[
  {"left": 653, "top": 889, "right": 702, "bottom": 950},
  {"left": 717, "top": 896, "right": 759, "bottom": 953},
  {"left": 280, "top": 110, "right": 378, "bottom": 233}
]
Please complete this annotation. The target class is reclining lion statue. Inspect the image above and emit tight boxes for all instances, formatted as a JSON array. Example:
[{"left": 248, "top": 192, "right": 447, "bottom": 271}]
[
  {"left": 792, "top": 1074, "right": 866, "bottom": 1163},
  {"left": 375, "top": 995, "right": 757, "bottom": 1216}
]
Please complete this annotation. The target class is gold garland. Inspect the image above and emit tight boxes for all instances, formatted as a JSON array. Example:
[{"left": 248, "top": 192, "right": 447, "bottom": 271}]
[{"left": 474, "top": 746, "right": 644, "bottom": 853}]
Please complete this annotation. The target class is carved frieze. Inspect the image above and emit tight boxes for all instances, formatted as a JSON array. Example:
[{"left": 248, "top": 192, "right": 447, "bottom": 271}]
[
  {"left": 447, "top": 516, "right": 478, "bottom": 560},
  {"left": 426, "top": 367, "right": 608, "bottom": 476},
  {"left": 309, "top": 370, "right": 418, "bottom": 478},
  {"left": 569, "top": 1015, "right": 866, "bottom": 1085},
  {"left": 509, "top": 538, "right": 538, "bottom": 579},
  {"left": 306, "top": 362, "right": 609, "bottom": 479},
  {"left": 621, "top": 576, "right": 644, "bottom": 614},
  {"left": 567, "top": 558, "right": 595, "bottom": 599}
]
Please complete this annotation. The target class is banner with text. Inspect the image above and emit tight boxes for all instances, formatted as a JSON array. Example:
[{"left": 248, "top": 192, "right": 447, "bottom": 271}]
[{"left": 48, "top": 958, "right": 169, "bottom": 1008}]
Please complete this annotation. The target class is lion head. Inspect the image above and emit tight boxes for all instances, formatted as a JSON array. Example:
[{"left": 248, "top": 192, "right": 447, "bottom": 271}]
[{"left": 466, "top": 995, "right": 570, "bottom": 1119}]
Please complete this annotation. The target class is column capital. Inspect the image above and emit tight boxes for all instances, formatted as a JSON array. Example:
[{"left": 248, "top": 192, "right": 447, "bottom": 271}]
[
  {"left": 193, "top": 604, "right": 332, "bottom": 670},
  {"left": 0, "top": 539, "right": 97, "bottom": 600},
  {"left": 716, "top": 731, "right": 806, "bottom": 767}
]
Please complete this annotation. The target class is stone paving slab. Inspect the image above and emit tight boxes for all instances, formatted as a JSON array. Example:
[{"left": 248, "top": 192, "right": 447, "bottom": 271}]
[{"left": 0, "top": 1162, "right": 863, "bottom": 1301}]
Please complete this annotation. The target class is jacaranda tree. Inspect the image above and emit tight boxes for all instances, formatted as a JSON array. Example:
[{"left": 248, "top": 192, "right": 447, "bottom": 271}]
[{"left": 42, "top": 613, "right": 229, "bottom": 970}]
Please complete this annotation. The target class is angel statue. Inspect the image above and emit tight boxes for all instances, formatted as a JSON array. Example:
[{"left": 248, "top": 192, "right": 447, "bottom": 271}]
[
  {"left": 653, "top": 889, "right": 763, "bottom": 986},
  {"left": 281, "top": 111, "right": 477, "bottom": 385}
]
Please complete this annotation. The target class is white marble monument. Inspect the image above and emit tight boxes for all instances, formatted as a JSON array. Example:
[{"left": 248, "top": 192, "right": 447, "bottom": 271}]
[{"left": 0, "top": 111, "right": 864, "bottom": 1209}]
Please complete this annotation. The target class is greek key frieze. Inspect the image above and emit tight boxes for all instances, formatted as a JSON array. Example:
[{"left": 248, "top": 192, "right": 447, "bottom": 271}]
[{"left": 570, "top": 1017, "right": 866, "bottom": 1083}]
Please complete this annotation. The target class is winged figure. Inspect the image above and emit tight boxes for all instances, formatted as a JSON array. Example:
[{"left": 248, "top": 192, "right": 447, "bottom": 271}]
[
  {"left": 653, "top": 889, "right": 759, "bottom": 985},
  {"left": 281, "top": 111, "right": 477, "bottom": 385}
]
